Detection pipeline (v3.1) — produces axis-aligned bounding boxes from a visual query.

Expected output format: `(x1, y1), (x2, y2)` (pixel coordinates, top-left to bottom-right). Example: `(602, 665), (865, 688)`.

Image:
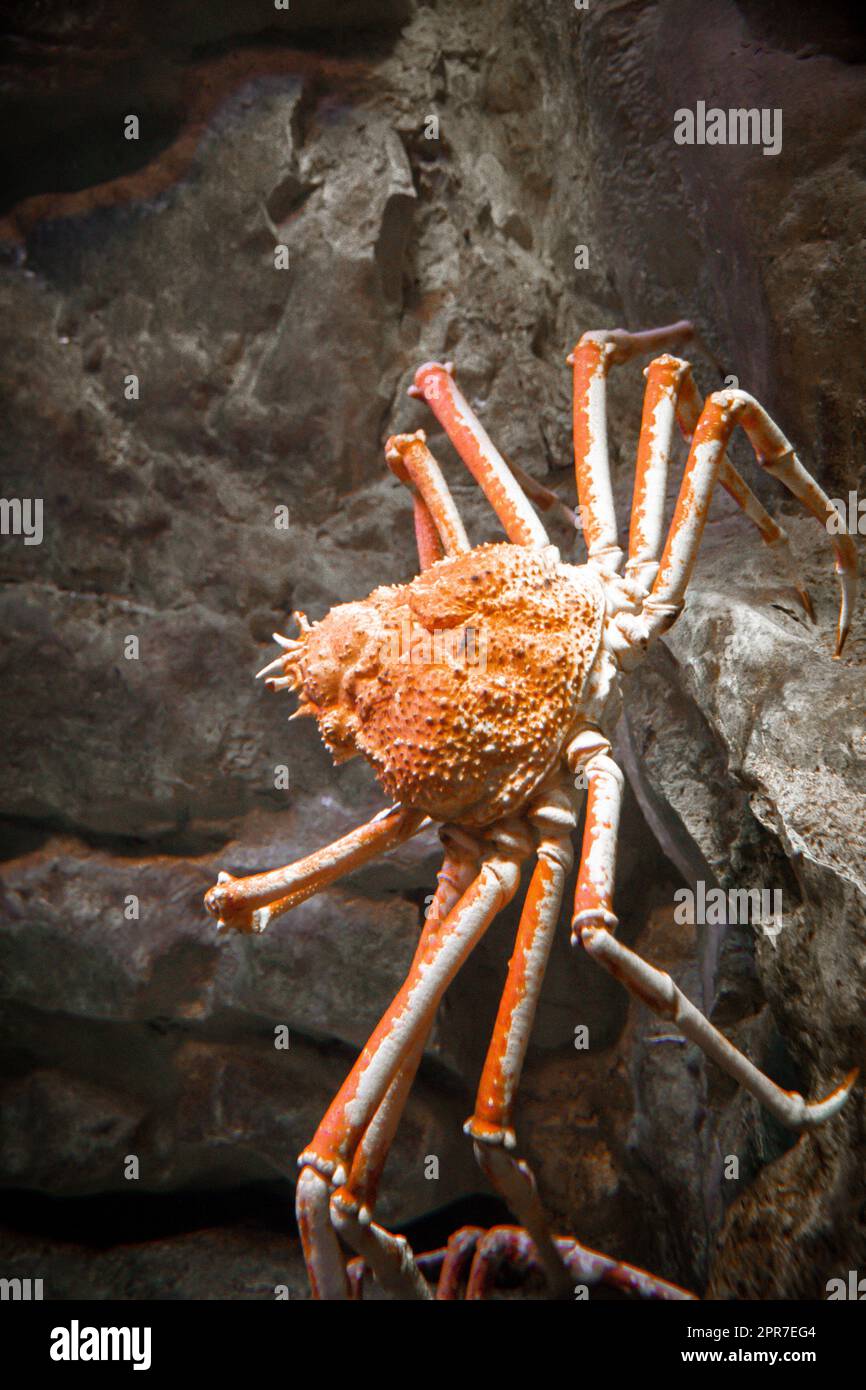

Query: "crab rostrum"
(205, 321), (858, 1300)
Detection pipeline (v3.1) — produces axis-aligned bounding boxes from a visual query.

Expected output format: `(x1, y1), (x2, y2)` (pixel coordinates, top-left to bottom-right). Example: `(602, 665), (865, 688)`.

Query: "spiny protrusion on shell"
(255, 612), (311, 701)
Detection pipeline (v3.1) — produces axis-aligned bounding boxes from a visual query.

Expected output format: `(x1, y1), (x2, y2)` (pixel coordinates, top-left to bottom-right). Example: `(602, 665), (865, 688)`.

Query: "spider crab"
(205, 320), (858, 1300)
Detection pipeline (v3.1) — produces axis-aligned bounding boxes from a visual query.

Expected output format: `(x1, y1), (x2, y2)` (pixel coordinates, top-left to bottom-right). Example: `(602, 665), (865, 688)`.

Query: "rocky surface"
(1, 0), (864, 1299)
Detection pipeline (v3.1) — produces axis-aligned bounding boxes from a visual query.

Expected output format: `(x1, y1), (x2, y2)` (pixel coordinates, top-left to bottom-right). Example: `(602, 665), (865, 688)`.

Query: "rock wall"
(1, 0), (863, 1298)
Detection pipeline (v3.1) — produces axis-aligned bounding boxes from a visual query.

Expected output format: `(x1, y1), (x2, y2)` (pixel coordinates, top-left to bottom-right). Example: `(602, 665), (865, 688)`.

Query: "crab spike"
(289, 701), (315, 721)
(273, 632), (300, 650)
(266, 674), (299, 693)
(256, 653), (290, 680)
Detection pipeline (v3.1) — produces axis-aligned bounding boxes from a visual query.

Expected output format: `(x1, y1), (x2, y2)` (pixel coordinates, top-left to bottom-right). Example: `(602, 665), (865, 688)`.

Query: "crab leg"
(409, 362), (549, 547)
(638, 390), (857, 654)
(582, 919), (859, 1129)
(296, 831), (528, 1299)
(203, 804), (428, 935)
(625, 354), (691, 593)
(624, 354), (813, 615)
(721, 390), (857, 655)
(675, 372), (814, 618)
(566, 733), (858, 1130)
(503, 454), (580, 530)
(296, 1166), (349, 1300)
(300, 839), (526, 1186)
(327, 846), (480, 1299)
(465, 788), (576, 1296)
(345, 843), (479, 1213)
(385, 430), (471, 566)
(569, 322), (694, 574)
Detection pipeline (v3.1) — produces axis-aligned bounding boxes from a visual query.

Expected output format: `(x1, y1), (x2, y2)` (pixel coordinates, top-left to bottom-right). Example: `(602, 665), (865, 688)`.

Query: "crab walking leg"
(345, 844), (480, 1215)
(636, 390), (857, 654)
(318, 847), (524, 1285)
(296, 1165), (350, 1301)
(203, 804), (428, 934)
(330, 849), (481, 1300)
(675, 372), (814, 618)
(502, 454), (580, 530)
(465, 1227), (539, 1299)
(408, 361), (549, 547)
(569, 323), (694, 574)
(628, 393), (743, 644)
(434, 1227), (484, 1299)
(625, 354), (691, 593)
(625, 358), (813, 614)
(579, 926), (858, 1129)
(299, 832), (528, 1186)
(718, 390), (858, 655)
(566, 740), (857, 1130)
(466, 790), (576, 1296)
(385, 430), (471, 563)
(462, 1228), (695, 1301)
(568, 729), (624, 933)
(560, 1238), (695, 1300)
(411, 494), (445, 570)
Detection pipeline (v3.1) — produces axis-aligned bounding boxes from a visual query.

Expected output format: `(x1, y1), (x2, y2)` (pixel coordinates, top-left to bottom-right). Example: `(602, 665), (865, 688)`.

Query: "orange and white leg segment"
(203, 803), (428, 935)
(465, 787), (577, 1295)
(625, 354), (692, 594)
(720, 390), (857, 655)
(674, 371), (815, 619)
(325, 843), (480, 1299)
(566, 730), (857, 1130)
(569, 322), (694, 574)
(409, 361), (549, 547)
(384, 430), (470, 569)
(296, 828), (528, 1297)
(568, 729), (624, 935)
(301, 837), (525, 1183)
(630, 388), (856, 654)
(580, 924), (858, 1130)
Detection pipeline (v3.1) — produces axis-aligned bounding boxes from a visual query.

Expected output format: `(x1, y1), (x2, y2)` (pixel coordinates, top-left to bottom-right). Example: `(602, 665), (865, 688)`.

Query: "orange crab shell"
(295, 542), (604, 827)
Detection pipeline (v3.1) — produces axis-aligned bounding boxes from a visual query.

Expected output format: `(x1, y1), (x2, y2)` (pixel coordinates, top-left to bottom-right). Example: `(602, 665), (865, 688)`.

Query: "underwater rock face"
(0, 0), (864, 1297)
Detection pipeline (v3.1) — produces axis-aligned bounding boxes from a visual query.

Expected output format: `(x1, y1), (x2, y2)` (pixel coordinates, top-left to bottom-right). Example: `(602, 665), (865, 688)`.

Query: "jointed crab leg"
(299, 835), (526, 1186)
(409, 361), (550, 548)
(466, 787), (576, 1296)
(461, 1227), (694, 1301)
(675, 371), (814, 618)
(639, 389), (857, 653)
(568, 729), (624, 931)
(301, 839), (525, 1295)
(582, 925), (858, 1128)
(503, 454), (580, 530)
(395, 1225), (694, 1300)
(345, 842), (480, 1213)
(624, 355), (814, 618)
(567, 731), (858, 1129)
(295, 831), (528, 1298)
(385, 430), (471, 564)
(203, 804), (427, 934)
(723, 391), (857, 655)
(325, 846), (481, 1299)
(625, 354), (691, 593)
(569, 322), (695, 574)
(296, 1166), (350, 1300)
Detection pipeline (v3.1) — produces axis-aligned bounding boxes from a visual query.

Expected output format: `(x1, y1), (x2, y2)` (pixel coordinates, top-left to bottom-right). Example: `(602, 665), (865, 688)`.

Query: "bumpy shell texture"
(298, 543), (603, 827)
